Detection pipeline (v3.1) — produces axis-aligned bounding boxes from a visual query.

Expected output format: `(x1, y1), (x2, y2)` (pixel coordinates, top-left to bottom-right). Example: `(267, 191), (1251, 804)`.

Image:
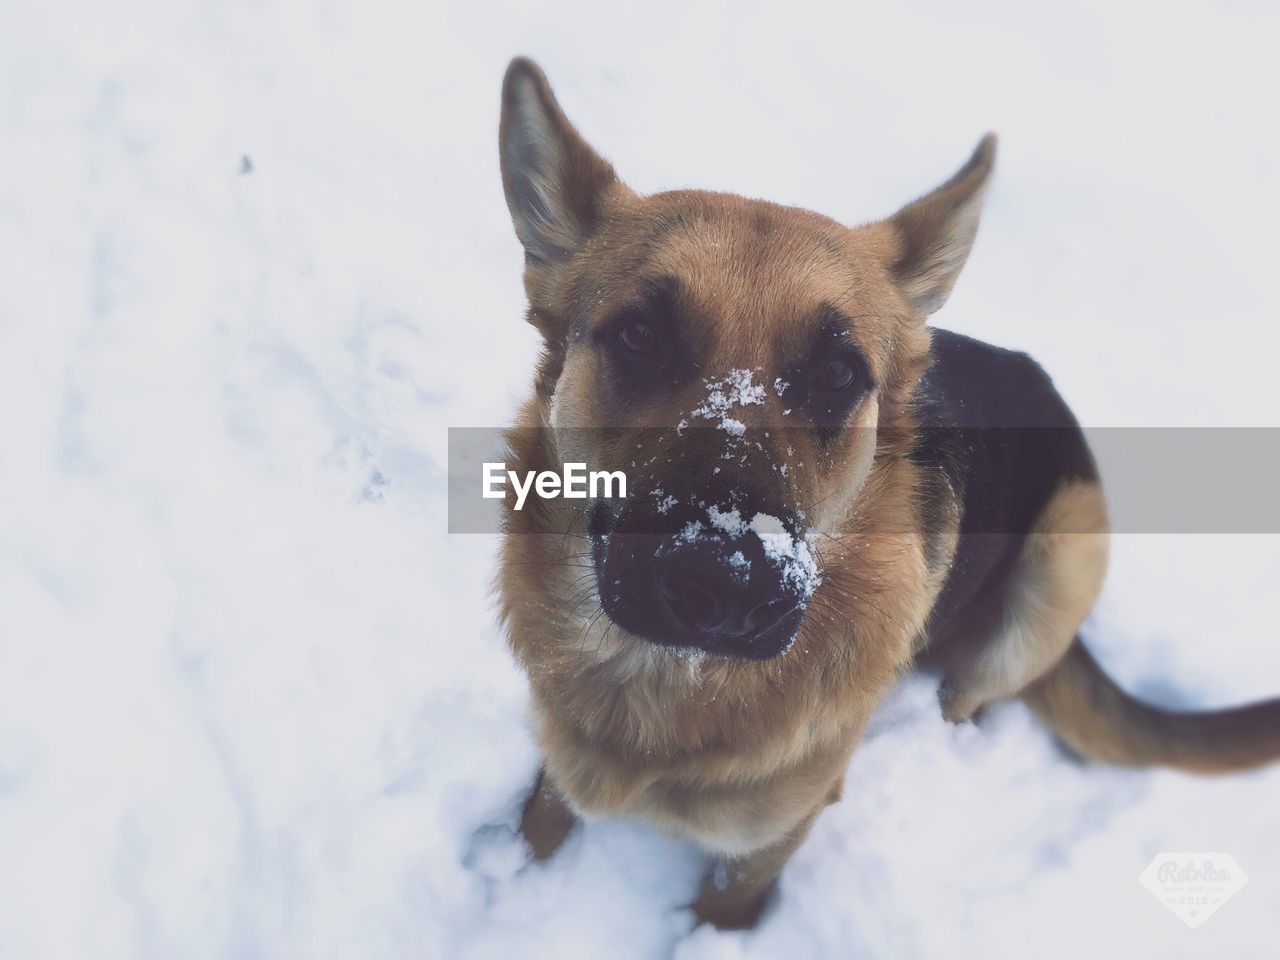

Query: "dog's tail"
(1022, 639), (1280, 775)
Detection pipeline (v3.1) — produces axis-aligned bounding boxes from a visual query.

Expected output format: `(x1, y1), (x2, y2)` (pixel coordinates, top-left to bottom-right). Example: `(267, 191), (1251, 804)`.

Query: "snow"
(701, 507), (819, 597)
(3, 2), (1280, 958)
(747, 514), (821, 599)
(692, 369), (767, 435)
(678, 521), (704, 545)
(726, 552), (752, 583)
(707, 506), (748, 538)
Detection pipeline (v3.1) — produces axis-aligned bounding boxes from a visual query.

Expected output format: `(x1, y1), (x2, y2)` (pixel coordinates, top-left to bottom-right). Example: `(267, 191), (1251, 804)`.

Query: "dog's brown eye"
(617, 318), (660, 358)
(815, 356), (856, 391)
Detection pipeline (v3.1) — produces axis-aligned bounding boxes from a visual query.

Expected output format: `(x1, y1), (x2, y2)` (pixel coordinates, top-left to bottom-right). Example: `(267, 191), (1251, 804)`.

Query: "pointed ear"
(499, 58), (620, 264)
(886, 134), (996, 316)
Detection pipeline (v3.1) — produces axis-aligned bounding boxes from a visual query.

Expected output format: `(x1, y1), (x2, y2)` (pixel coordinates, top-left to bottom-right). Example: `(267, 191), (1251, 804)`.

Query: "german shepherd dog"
(494, 57), (1280, 929)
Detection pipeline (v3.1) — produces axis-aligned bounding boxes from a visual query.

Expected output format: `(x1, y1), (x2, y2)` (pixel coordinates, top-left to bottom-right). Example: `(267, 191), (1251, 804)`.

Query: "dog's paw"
(686, 862), (777, 932)
(938, 678), (981, 724)
(689, 887), (773, 932)
(518, 774), (578, 862)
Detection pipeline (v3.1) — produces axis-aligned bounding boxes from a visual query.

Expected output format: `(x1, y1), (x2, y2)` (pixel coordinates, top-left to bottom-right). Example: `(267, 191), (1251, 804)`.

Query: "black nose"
(655, 536), (800, 640)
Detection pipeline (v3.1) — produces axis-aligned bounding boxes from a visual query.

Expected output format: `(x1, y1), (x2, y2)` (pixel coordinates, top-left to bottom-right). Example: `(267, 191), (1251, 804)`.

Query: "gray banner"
(447, 427), (1280, 534)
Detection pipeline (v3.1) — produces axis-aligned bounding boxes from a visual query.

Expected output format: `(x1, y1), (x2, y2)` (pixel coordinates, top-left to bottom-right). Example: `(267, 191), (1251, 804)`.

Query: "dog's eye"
(617, 318), (661, 358)
(814, 355), (857, 392)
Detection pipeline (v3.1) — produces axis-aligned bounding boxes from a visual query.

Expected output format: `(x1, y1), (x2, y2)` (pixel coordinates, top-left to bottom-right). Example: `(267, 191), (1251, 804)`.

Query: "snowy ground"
(3, 2), (1280, 957)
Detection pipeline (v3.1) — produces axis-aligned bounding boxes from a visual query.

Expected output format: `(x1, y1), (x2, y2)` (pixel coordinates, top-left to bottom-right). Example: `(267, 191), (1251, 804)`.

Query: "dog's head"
(499, 58), (993, 661)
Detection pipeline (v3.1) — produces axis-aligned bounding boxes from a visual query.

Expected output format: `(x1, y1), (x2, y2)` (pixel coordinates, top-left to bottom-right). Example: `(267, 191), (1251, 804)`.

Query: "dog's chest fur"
(500, 415), (942, 853)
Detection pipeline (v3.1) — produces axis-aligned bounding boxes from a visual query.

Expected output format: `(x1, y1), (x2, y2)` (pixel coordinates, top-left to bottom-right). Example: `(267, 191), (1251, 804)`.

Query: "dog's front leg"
(519, 766), (578, 861)
(690, 802), (826, 931)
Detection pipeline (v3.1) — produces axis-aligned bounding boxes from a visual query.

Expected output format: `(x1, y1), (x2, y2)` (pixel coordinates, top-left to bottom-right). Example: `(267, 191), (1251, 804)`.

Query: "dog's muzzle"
(590, 503), (811, 660)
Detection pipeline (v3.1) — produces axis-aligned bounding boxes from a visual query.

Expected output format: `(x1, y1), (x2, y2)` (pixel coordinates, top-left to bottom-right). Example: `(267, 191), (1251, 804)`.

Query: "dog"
(492, 57), (1280, 929)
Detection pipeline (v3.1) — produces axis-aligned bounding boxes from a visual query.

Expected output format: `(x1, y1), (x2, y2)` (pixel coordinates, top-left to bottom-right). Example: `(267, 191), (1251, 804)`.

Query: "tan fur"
(938, 480), (1110, 721)
(1024, 642), (1280, 774)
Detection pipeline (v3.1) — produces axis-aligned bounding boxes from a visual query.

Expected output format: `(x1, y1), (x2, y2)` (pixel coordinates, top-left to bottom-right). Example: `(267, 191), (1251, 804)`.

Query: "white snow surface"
(3, 2), (1280, 958)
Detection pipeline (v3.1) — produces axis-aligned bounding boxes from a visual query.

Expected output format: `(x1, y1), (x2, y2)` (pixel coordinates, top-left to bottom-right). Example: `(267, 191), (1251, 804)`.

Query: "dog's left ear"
(500, 57), (621, 266)
(885, 134), (996, 316)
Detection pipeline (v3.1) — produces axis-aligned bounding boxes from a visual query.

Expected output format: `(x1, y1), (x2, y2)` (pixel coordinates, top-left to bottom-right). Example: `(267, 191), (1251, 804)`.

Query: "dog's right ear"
(883, 134), (996, 317)
(500, 58), (620, 267)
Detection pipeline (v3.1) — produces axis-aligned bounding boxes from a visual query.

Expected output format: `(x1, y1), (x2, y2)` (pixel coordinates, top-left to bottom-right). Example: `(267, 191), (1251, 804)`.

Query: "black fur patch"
(913, 328), (1100, 633)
